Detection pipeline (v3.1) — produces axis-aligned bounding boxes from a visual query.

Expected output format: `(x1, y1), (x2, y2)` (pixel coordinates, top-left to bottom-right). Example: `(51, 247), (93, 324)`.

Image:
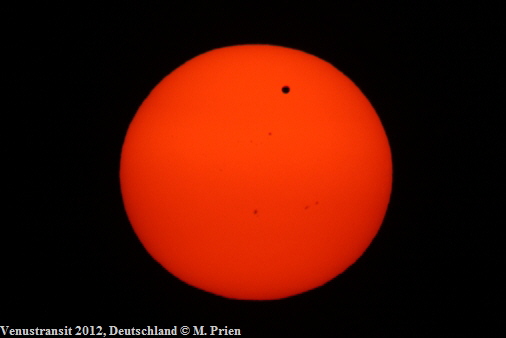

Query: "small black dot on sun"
(282, 86), (290, 94)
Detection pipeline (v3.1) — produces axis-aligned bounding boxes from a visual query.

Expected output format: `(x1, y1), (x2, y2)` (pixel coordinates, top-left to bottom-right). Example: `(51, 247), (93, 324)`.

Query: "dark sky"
(5, 3), (501, 336)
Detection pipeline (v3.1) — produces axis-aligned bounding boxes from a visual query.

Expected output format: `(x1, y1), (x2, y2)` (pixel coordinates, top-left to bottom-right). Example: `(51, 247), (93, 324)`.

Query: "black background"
(5, 3), (502, 336)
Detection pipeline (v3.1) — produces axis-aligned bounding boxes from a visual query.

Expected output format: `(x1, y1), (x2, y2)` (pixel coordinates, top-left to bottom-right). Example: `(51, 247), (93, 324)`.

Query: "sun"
(120, 44), (392, 300)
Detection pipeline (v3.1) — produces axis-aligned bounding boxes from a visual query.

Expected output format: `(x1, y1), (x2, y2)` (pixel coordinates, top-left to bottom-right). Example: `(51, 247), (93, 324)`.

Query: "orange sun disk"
(120, 44), (392, 300)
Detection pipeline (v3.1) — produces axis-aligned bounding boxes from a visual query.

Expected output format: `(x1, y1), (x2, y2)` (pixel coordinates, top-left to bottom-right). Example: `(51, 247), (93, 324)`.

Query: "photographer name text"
(0, 326), (241, 336)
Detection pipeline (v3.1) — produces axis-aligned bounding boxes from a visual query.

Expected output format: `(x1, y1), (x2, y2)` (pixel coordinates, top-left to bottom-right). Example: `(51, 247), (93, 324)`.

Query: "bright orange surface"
(120, 44), (392, 300)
